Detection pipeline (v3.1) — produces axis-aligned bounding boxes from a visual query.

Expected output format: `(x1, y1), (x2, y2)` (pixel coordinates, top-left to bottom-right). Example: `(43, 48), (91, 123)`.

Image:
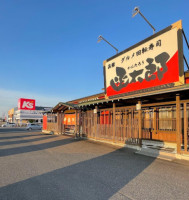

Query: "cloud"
(0, 88), (68, 117)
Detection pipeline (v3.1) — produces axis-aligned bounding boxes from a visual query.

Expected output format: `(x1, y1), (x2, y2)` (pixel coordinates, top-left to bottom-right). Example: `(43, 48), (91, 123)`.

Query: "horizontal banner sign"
(104, 20), (184, 98)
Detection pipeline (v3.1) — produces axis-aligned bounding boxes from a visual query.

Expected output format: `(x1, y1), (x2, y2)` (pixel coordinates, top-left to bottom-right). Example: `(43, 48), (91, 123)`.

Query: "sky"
(0, 0), (189, 117)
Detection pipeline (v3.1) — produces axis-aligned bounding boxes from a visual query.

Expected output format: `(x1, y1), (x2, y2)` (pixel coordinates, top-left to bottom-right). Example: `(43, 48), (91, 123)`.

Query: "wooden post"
(113, 103), (116, 142)
(131, 109), (134, 140)
(59, 112), (62, 134)
(75, 110), (78, 138)
(176, 94), (181, 154)
(153, 108), (157, 136)
(80, 111), (82, 137)
(62, 113), (65, 134)
(78, 110), (81, 138)
(184, 103), (188, 152)
(124, 108), (127, 141)
(138, 101), (142, 145)
(129, 109), (132, 139)
(57, 112), (61, 134)
(171, 106), (174, 133)
(56, 113), (59, 134)
(94, 106), (98, 139)
(104, 108), (106, 138)
(153, 108), (156, 133)
(80, 110), (82, 137)
(60, 112), (62, 134)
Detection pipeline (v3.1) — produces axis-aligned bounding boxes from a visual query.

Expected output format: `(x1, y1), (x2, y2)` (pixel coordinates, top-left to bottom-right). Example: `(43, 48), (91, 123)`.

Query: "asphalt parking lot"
(0, 127), (41, 133)
(0, 130), (189, 200)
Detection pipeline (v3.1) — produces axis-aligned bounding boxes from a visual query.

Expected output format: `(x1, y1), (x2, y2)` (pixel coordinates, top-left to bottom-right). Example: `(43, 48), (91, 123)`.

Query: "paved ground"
(0, 131), (189, 200)
(0, 127), (41, 133)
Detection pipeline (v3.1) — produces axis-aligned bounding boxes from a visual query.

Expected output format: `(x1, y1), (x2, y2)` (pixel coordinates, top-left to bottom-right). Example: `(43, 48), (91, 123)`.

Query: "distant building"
(8, 108), (15, 123)
(8, 106), (52, 124)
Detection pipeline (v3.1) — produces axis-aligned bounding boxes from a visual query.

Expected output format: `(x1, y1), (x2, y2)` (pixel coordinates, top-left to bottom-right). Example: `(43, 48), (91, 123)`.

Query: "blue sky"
(0, 0), (189, 116)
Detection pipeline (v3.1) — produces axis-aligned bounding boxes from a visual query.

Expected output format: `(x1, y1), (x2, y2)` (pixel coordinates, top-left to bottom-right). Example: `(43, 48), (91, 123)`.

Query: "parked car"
(26, 123), (42, 130)
(1, 123), (16, 127)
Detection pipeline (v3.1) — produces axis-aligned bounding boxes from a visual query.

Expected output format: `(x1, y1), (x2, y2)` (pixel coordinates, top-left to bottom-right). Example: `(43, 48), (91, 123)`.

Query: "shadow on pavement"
(0, 128), (37, 133)
(0, 134), (42, 140)
(0, 135), (57, 146)
(0, 146), (156, 200)
(0, 137), (78, 157)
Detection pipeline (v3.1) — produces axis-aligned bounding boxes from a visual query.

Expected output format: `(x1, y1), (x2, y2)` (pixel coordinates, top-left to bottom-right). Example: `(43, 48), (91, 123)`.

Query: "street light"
(132, 7), (156, 34)
(97, 35), (119, 54)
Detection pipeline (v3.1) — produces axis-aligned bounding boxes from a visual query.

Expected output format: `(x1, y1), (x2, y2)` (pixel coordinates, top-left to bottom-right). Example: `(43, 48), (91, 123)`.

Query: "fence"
(45, 102), (189, 153)
(82, 107), (139, 145)
(47, 122), (58, 133)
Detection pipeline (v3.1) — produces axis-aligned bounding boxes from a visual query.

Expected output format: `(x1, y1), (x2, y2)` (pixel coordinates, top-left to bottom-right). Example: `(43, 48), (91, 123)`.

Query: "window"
(142, 109), (154, 130)
(158, 107), (176, 131)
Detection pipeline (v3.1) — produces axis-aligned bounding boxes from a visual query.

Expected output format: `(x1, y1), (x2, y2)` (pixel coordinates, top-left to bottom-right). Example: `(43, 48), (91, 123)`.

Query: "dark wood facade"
(43, 85), (189, 155)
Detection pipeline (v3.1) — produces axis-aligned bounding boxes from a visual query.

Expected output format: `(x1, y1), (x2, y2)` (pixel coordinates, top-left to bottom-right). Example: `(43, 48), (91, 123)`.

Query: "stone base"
(136, 139), (177, 161)
(87, 137), (141, 151)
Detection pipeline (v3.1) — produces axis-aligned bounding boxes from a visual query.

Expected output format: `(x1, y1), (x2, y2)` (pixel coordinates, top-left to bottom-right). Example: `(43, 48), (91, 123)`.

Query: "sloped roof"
(51, 102), (78, 113)
(77, 98), (109, 107)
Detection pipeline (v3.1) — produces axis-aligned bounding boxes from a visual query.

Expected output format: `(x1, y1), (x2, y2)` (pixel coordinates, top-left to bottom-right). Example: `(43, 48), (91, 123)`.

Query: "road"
(0, 130), (189, 200)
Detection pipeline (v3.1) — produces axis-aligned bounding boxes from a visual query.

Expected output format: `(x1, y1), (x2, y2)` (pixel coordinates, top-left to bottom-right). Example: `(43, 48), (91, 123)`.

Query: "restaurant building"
(43, 20), (189, 159)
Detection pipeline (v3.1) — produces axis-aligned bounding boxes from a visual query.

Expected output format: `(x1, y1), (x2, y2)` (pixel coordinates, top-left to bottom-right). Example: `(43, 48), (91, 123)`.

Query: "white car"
(1, 123), (16, 127)
(26, 124), (42, 130)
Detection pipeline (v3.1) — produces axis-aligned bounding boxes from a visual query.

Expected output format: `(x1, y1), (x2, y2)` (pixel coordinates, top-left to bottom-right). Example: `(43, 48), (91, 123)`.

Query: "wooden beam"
(142, 101), (176, 107)
(113, 101), (176, 111)
(181, 100), (189, 103)
(58, 105), (64, 111)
